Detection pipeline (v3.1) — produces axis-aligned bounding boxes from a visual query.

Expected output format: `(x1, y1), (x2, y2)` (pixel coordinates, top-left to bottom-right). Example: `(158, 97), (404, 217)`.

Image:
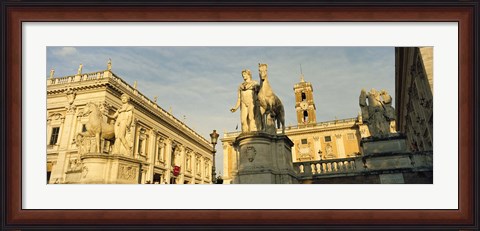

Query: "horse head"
(258, 63), (268, 82)
(82, 102), (101, 117)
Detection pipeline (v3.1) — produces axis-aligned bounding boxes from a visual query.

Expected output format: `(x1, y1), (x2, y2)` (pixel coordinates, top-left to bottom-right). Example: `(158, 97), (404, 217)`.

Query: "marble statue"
(76, 102), (115, 153)
(231, 69), (262, 132)
(325, 144), (333, 158)
(257, 63), (285, 134)
(359, 88), (395, 138)
(49, 69), (55, 79)
(107, 58), (112, 70)
(173, 148), (182, 167)
(380, 89), (395, 120)
(77, 64), (83, 75)
(108, 94), (134, 155)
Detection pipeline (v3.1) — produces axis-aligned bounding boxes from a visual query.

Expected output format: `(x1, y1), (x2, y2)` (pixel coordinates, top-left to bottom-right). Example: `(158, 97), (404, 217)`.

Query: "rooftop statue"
(77, 64), (83, 75)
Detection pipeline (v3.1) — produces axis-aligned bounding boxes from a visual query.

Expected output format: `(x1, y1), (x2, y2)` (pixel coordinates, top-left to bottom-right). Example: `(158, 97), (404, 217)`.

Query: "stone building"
(46, 62), (213, 184)
(220, 74), (392, 184)
(395, 47), (433, 152)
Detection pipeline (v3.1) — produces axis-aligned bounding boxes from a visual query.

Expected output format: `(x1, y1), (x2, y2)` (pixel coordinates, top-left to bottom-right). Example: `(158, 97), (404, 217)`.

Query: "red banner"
(173, 166), (181, 176)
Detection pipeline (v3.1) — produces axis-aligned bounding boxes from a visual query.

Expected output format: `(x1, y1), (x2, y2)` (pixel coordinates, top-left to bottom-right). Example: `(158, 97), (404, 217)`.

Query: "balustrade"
(48, 71), (107, 86)
(295, 157), (357, 176)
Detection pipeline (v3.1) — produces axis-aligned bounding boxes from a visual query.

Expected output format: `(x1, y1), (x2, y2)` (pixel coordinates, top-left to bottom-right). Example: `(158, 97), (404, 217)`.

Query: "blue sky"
(47, 46), (395, 175)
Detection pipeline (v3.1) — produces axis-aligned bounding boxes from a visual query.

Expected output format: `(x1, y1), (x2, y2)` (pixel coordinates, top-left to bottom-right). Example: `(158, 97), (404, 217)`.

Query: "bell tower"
(294, 72), (317, 125)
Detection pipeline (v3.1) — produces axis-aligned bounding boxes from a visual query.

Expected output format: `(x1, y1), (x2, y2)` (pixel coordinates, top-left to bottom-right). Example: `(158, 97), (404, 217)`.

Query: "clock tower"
(294, 73), (317, 125)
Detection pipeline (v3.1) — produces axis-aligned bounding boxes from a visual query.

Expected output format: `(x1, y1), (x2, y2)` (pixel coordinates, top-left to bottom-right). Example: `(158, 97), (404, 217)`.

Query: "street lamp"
(209, 130), (219, 184)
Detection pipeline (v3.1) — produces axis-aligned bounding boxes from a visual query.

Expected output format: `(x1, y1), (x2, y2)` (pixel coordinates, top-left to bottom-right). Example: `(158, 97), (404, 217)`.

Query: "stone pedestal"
(64, 153), (143, 184)
(361, 134), (407, 155)
(232, 132), (298, 184)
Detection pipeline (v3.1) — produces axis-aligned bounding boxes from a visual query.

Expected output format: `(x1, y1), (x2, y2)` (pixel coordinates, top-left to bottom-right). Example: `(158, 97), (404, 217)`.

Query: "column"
(163, 138), (172, 184)
(313, 136), (321, 160)
(335, 134), (346, 158)
(222, 142), (230, 182)
(178, 145), (185, 184)
(146, 129), (156, 183)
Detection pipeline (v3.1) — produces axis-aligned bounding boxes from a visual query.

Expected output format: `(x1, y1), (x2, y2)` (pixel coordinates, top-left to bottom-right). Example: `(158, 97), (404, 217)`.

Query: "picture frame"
(1, 1), (478, 229)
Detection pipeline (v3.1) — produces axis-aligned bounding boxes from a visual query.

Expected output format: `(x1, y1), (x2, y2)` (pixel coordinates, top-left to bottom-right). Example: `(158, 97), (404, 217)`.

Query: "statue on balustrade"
(77, 64), (83, 75)
(107, 93), (134, 155)
(359, 88), (396, 138)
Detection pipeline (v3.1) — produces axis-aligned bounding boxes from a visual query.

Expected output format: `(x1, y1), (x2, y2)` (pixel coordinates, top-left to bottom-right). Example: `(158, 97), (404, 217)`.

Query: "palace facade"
(46, 62), (214, 184)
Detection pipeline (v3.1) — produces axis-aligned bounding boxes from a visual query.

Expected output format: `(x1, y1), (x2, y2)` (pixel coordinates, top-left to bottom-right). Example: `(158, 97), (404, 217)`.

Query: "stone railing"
(108, 73), (210, 146)
(47, 71), (106, 86)
(293, 151), (433, 180)
(294, 157), (359, 177)
(223, 118), (359, 139)
(285, 118), (358, 131)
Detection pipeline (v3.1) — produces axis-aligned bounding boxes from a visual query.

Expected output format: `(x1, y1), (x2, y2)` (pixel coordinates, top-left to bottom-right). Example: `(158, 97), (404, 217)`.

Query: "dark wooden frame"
(1, 1), (478, 229)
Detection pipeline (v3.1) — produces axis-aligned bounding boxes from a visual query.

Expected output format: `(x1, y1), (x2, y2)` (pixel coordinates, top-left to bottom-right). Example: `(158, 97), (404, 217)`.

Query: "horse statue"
(257, 63), (285, 134)
(77, 102), (115, 153)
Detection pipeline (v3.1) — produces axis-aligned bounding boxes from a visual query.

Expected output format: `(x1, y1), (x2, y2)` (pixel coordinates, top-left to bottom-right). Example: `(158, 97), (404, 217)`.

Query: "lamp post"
(209, 130), (219, 184)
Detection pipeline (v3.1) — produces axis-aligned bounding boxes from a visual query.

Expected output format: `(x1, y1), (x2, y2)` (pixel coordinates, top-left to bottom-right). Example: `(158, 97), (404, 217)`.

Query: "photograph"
(46, 46), (433, 184)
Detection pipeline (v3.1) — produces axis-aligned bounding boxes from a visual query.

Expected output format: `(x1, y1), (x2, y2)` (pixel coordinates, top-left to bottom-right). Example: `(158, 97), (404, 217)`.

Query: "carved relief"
(118, 165), (137, 180)
(65, 89), (77, 113)
(47, 112), (65, 124)
(68, 158), (82, 171)
(245, 146), (256, 162)
(82, 166), (89, 178)
(325, 144), (334, 159)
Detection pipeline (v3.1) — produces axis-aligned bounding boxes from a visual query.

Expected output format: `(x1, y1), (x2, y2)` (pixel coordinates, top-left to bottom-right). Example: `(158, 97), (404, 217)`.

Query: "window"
(347, 133), (355, 140)
(303, 111), (309, 123)
(324, 136), (331, 142)
(301, 139), (308, 144)
(301, 92), (306, 101)
(82, 124), (87, 132)
(49, 127), (60, 145)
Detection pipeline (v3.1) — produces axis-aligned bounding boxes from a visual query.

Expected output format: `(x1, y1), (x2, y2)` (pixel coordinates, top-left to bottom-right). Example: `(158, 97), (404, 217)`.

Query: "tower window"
(82, 124), (87, 132)
(49, 127), (60, 145)
(303, 111), (309, 123)
(301, 92), (306, 101)
(301, 139), (308, 144)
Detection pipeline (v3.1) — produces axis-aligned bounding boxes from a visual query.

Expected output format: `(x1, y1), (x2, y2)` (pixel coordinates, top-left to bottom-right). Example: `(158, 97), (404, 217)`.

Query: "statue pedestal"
(65, 153), (142, 184)
(361, 134), (407, 155)
(233, 132), (298, 184)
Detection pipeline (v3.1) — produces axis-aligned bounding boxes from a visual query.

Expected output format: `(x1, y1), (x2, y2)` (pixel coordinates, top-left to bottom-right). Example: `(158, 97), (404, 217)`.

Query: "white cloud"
(52, 47), (77, 57)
